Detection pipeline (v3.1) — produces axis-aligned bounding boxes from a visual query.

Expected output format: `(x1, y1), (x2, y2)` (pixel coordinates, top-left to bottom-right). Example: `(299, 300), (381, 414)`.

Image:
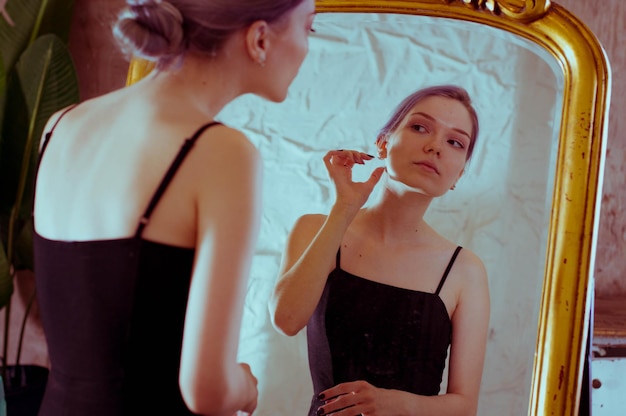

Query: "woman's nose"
(424, 140), (441, 156)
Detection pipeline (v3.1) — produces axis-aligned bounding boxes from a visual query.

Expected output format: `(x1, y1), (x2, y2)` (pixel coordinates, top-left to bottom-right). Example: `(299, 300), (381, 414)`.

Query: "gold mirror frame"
(127, 1), (610, 414)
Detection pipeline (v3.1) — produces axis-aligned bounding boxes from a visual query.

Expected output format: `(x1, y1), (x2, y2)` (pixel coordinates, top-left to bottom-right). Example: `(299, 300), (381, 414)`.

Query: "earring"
(258, 55), (266, 67)
(450, 184), (456, 190)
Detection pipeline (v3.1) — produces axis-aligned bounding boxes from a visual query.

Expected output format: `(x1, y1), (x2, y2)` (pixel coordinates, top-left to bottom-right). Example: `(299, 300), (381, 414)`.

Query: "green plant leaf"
(0, 34), (78, 310)
(0, 0), (75, 73)
(36, 0), (76, 44)
(15, 34), (80, 220)
(14, 217), (34, 271)
(0, 238), (12, 308)
(0, 68), (29, 216)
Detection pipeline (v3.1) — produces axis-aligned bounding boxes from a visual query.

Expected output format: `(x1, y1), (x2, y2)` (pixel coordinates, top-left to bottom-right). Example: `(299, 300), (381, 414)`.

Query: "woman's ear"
(245, 20), (270, 66)
(376, 134), (388, 159)
(452, 168), (465, 189)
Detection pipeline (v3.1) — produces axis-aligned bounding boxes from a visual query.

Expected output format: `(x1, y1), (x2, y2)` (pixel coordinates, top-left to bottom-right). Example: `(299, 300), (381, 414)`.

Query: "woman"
(33, 0), (315, 415)
(270, 85), (490, 416)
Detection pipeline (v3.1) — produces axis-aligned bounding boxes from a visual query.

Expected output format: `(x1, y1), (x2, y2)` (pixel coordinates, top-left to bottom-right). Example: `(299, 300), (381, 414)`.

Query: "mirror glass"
(215, 12), (564, 416)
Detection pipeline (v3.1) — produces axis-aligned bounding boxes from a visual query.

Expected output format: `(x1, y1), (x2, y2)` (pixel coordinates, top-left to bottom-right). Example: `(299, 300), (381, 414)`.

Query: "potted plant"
(0, 0), (79, 413)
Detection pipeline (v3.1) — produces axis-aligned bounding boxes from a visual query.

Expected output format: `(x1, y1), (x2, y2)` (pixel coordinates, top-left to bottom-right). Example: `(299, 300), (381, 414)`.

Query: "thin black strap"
(38, 104), (78, 162)
(134, 121), (223, 237)
(435, 246), (462, 295)
(32, 104), (78, 216)
(335, 248), (342, 269)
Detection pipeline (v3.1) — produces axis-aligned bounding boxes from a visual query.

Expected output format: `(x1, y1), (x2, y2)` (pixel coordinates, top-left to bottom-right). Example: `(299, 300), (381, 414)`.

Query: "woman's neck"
(360, 182), (436, 245)
(127, 48), (250, 122)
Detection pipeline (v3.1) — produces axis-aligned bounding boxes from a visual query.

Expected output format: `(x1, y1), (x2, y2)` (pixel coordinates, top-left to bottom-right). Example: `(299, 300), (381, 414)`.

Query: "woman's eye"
(448, 139), (465, 148)
(411, 124), (426, 132)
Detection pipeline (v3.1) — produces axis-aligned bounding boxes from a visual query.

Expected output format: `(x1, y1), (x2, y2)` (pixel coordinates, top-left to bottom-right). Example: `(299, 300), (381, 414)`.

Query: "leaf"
(14, 34), (79, 220)
(0, 0), (42, 73)
(0, 0), (75, 73)
(0, 68), (29, 216)
(13, 217), (34, 271)
(0, 34), (78, 310)
(0, 238), (12, 309)
(36, 0), (76, 44)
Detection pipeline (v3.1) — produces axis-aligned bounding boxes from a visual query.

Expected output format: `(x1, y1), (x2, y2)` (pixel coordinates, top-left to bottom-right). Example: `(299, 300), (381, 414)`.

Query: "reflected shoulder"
(457, 247), (489, 285)
(293, 213), (327, 232)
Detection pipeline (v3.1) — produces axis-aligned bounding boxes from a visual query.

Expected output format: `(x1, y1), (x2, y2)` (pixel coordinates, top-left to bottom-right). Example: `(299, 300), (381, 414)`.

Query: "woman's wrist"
(328, 202), (360, 227)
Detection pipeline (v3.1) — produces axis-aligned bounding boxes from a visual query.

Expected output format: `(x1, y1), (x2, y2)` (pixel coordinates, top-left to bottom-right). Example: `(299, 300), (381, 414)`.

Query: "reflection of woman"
(270, 86), (490, 415)
(32, 0), (315, 415)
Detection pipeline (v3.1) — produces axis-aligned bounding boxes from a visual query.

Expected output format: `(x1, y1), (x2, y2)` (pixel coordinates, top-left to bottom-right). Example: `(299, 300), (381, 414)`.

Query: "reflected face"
(266, 0), (316, 102)
(382, 96), (472, 196)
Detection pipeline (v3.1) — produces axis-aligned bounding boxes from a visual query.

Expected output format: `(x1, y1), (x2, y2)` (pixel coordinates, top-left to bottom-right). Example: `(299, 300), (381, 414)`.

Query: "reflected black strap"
(134, 121), (223, 237)
(435, 246), (463, 295)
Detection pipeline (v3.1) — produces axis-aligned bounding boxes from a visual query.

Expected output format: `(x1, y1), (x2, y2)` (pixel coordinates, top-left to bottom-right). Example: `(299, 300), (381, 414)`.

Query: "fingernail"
(317, 393), (325, 400)
(366, 154), (375, 157)
(316, 408), (325, 416)
(338, 149), (344, 151)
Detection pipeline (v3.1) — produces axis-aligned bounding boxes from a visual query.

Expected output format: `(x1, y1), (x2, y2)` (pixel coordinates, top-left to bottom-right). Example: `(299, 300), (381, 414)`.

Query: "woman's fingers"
(365, 167), (386, 189)
(324, 150), (374, 168)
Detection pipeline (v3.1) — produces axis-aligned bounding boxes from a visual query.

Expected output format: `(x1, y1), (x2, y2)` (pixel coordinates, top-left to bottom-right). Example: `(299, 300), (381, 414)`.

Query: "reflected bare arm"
(270, 210), (353, 336)
(270, 150), (385, 336)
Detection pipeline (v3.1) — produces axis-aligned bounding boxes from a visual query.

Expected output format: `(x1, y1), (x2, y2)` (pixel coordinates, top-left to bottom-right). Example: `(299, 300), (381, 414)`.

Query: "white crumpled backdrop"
(217, 13), (561, 416)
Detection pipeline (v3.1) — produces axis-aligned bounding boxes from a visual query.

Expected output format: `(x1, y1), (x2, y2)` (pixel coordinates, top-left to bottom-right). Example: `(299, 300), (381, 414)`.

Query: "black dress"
(33, 109), (222, 415)
(306, 246), (462, 415)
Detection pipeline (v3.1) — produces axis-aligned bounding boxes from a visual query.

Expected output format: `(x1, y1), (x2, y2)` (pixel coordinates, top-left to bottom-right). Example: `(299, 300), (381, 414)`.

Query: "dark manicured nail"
(316, 408), (325, 416)
(317, 393), (325, 400)
(366, 154), (375, 157)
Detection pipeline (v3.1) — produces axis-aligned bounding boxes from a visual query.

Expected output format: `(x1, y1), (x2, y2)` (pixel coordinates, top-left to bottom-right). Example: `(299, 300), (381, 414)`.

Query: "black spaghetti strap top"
(33, 108), (222, 416)
(306, 246), (462, 415)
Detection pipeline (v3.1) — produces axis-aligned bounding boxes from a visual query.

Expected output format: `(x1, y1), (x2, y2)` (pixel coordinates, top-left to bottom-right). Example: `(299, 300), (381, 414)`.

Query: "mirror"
(127, 1), (610, 415)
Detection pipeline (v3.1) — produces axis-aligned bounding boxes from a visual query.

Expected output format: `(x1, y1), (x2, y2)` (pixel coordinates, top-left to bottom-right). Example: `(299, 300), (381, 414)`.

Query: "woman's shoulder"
(187, 123), (261, 174)
(294, 213), (328, 227)
(288, 213), (328, 238)
(451, 246), (488, 293)
(458, 246), (486, 273)
(430, 232), (487, 286)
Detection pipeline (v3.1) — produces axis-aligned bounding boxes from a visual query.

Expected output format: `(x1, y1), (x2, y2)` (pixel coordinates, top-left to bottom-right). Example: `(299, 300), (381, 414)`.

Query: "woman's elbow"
(276, 321), (303, 337)
(270, 305), (304, 337)
(179, 368), (239, 415)
(180, 381), (229, 415)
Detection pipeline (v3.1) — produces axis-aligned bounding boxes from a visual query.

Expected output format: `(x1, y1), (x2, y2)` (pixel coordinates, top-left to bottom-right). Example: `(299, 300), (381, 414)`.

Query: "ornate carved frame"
(127, 1), (610, 414)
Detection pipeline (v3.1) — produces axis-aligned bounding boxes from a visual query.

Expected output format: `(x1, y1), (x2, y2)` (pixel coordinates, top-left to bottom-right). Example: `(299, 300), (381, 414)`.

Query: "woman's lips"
(414, 161), (439, 174)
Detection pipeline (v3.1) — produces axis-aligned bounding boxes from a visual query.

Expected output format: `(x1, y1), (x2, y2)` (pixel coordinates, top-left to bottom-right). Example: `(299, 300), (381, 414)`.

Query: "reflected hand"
(239, 363), (258, 415)
(317, 380), (398, 416)
(323, 150), (385, 214)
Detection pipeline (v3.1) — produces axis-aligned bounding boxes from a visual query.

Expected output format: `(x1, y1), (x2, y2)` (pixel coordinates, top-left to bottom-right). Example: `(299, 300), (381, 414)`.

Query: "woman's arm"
(179, 126), (261, 416)
(443, 249), (490, 415)
(270, 209), (352, 336)
(269, 150), (385, 336)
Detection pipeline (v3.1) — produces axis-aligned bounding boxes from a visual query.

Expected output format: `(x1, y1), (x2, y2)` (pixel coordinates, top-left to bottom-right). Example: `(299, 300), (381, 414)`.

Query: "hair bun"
(113, 0), (186, 67)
